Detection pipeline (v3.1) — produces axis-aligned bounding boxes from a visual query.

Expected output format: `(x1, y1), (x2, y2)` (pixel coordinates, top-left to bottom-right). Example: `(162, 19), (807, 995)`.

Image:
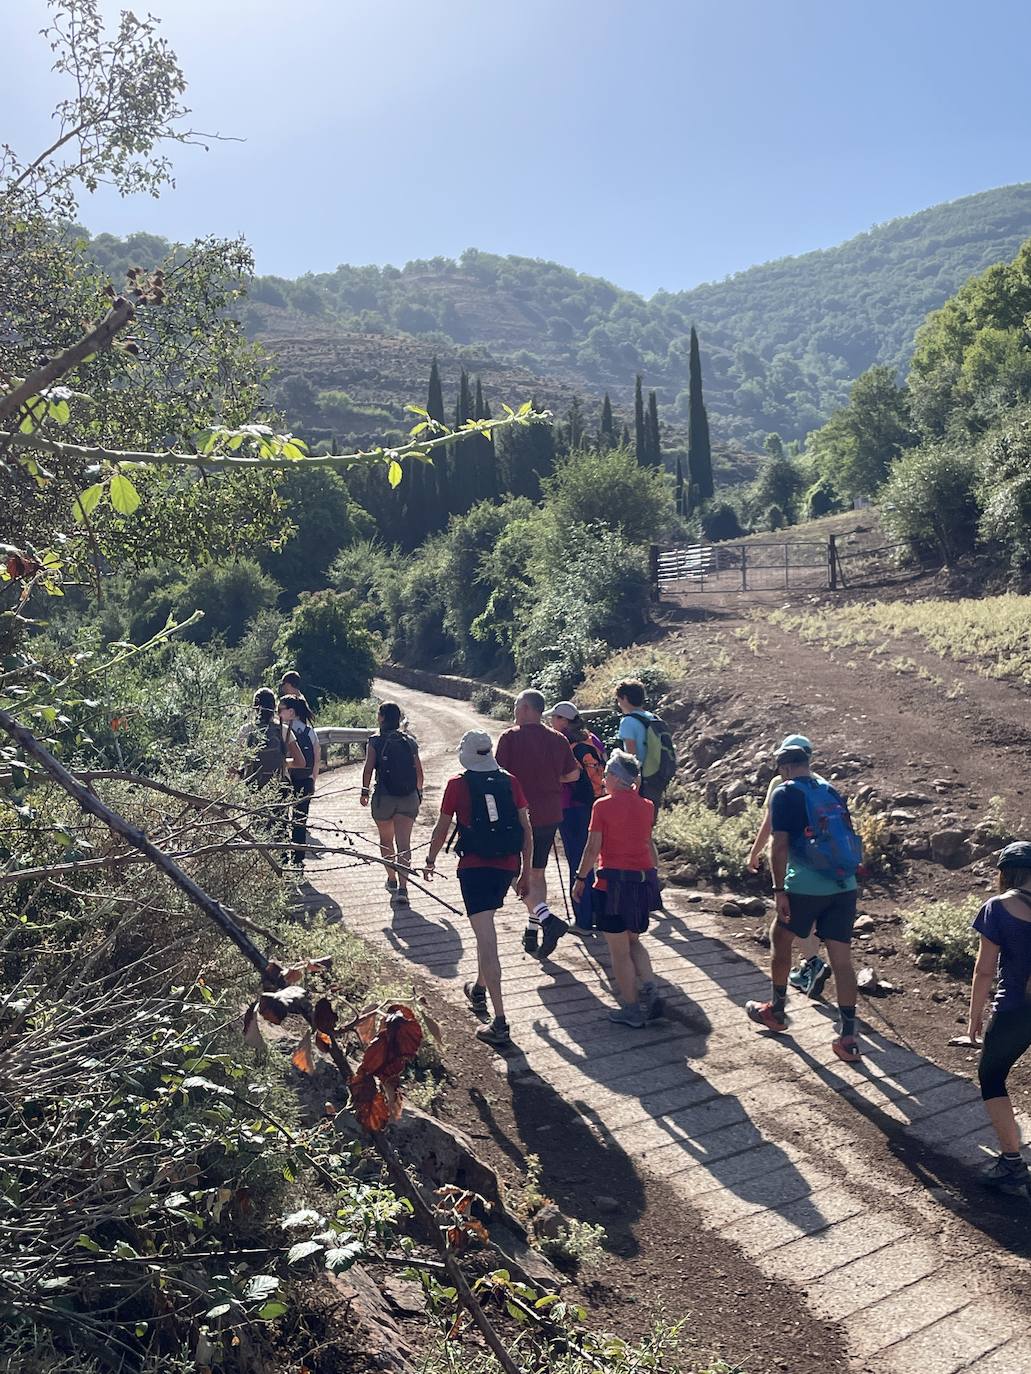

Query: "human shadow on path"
(782, 1036), (1031, 1259)
(382, 895), (464, 980)
(288, 880), (344, 929)
(530, 977), (831, 1233)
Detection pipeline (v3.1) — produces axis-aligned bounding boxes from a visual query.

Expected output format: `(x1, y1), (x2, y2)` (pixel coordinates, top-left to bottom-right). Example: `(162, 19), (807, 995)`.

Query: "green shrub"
(230, 606), (281, 684)
(541, 446), (673, 547)
(538, 1218), (607, 1271)
(655, 795), (762, 880)
(277, 590), (381, 706)
(700, 501), (744, 542)
(903, 897), (981, 975)
(881, 441), (978, 565)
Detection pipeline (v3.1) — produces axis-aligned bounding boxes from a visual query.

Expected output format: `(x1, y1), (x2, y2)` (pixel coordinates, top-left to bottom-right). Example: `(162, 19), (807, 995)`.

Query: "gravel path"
(310, 679), (1031, 1374)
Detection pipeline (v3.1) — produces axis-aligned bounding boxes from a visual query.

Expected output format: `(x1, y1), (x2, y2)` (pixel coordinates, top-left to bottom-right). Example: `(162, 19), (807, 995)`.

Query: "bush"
(541, 446), (673, 547)
(805, 477), (840, 519)
(577, 646), (682, 711)
(903, 897), (982, 975)
(976, 405), (1031, 577)
(538, 1218), (607, 1271)
(881, 441), (978, 565)
(654, 795), (762, 880)
(700, 502), (744, 542)
(230, 606), (281, 684)
(277, 591), (381, 706)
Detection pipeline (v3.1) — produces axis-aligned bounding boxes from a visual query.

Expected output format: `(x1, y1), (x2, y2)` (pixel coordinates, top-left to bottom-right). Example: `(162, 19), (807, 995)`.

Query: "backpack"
(453, 770), (524, 860)
(785, 776), (863, 887)
(572, 740), (605, 807)
(376, 731), (418, 796)
(628, 712), (677, 790)
(243, 723), (286, 789)
(292, 721), (316, 777)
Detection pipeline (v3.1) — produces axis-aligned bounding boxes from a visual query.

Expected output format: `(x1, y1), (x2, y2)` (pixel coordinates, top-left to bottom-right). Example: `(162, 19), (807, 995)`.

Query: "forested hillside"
(78, 184), (1031, 449)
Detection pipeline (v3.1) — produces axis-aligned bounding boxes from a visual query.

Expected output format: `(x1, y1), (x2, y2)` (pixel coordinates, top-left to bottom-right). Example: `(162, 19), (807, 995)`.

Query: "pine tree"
(600, 392), (615, 449)
(687, 327), (714, 506)
(426, 358), (447, 530)
(634, 374), (647, 466)
(646, 389), (662, 467)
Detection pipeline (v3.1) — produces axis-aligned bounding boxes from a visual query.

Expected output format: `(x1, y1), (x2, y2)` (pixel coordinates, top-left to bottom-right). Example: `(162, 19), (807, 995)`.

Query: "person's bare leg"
(628, 933), (654, 987)
(797, 931), (821, 961)
(375, 819), (397, 885)
(824, 938), (858, 1007)
(524, 866), (549, 917)
(985, 1096), (1022, 1154)
(393, 814), (415, 893)
(770, 920), (795, 988)
(469, 910), (504, 1021)
(604, 931), (638, 1006)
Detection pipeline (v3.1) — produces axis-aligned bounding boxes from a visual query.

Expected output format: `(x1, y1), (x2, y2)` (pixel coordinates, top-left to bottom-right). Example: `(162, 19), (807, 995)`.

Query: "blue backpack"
(785, 777), (862, 887)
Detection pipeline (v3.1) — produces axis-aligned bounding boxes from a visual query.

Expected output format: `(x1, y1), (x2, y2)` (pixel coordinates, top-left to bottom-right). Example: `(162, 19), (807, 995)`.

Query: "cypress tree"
(600, 392), (615, 449)
(473, 376), (497, 501)
(425, 358), (447, 531)
(634, 374), (647, 466)
(687, 327), (714, 505)
(567, 395), (585, 451)
(449, 369), (476, 515)
(647, 389), (661, 467)
(675, 452), (684, 516)
(621, 422), (631, 448)
(427, 357), (445, 424)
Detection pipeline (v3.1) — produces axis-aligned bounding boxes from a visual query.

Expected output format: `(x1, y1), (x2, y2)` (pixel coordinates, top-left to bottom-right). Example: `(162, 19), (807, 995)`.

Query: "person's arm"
(424, 811), (452, 876)
(513, 804), (533, 898)
(748, 812), (772, 872)
(572, 829), (603, 900)
(414, 747), (424, 795)
(310, 728), (320, 785)
(968, 933), (999, 1043)
(559, 738), (581, 786)
(618, 717), (638, 758)
(285, 732), (305, 772)
(360, 742), (375, 807)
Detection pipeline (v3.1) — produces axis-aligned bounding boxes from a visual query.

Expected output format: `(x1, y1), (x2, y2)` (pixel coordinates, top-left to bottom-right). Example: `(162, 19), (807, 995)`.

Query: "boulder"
(853, 914), (877, 934)
(724, 779), (752, 803)
(892, 791), (933, 806)
(721, 900), (743, 917)
(692, 736), (722, 768)
(532, 1202), (568, 1241)
(737, 896), (767, 917)
(930, 828), (972, 867)
(902, 836), (932, 859)
(724, 796), (749, 818)
(857, 967), (895, 996)
(328, 1265), (419, 1373)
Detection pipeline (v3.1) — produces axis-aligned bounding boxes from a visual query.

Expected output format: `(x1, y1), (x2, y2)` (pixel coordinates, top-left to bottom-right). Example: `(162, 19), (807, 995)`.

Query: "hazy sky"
(4, 0), (1031, 295)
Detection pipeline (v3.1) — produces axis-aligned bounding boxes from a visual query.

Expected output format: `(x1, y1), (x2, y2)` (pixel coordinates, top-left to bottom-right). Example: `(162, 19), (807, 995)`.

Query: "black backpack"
(293, 722), (316, 777)
(242, 723), (286, 789)
(377, 731), (418, 796)
(453, 770), (524, 860)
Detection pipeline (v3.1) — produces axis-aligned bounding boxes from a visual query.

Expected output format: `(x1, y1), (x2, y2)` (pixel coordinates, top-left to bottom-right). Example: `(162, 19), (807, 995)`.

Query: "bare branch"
(0, 297), (134, 426)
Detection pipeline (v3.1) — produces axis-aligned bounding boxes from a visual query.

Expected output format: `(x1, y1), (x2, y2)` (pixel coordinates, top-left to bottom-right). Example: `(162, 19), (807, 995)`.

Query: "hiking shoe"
(393, 890), (409, 908)
(538, 915), (570, 959)
(787, 960), (808, 990)
(476, 1018), (511, 1047)
(832, 1035), (863, 1063)
(522, 924), (540, 954)
(463, 981), (488, 1015)
(745, 1000), (788, 1033)
(806, 957), (832, 1000)
(385, 876), (398, 892)
(608, 1003), (646, 1028)
(983, 1154), (1031, 1197)
(644, 994), (664, 1022)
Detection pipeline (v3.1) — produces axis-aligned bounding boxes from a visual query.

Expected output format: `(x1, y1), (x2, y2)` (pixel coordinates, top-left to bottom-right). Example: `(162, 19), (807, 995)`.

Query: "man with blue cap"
(745, 733), (864, 1063)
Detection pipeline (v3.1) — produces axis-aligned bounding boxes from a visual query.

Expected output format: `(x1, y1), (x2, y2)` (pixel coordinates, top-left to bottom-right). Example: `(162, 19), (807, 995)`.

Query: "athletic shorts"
(531, 824), (559, 868)
(783, 889), (857, 943)
(371, 789), (421, 822)
(458, 866), (513, 917)
(593, 887), (653, 936)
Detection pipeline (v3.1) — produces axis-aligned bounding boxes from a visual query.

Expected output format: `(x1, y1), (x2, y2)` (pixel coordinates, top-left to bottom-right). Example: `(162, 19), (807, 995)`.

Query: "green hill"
(78, 184), (1031, 448)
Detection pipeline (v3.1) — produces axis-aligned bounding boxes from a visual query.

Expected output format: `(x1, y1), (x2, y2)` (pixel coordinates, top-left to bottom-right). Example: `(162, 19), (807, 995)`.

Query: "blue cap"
(997, 841), (1031, 870)
(775, 734), (812, 760)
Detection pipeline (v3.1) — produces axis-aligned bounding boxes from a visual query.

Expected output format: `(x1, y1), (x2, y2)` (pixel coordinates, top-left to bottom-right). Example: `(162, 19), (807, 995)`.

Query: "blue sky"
(4, 0), (1031, 295)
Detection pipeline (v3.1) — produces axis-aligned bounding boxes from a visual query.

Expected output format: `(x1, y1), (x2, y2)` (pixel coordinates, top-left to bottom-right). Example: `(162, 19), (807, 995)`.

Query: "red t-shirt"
(494, 724), (576, 828)
(589, 790), (655, 889)
(440, 772), (529, 871)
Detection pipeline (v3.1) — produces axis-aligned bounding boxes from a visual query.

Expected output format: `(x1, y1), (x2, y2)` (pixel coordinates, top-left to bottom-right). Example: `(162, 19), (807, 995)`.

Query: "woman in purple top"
(968, 841), (1031, 1196)
(549, 701), (605, 931)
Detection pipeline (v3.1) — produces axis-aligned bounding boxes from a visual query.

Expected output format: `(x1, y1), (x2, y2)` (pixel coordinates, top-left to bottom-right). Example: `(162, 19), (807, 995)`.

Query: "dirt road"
(311, 679), (1031, 1374)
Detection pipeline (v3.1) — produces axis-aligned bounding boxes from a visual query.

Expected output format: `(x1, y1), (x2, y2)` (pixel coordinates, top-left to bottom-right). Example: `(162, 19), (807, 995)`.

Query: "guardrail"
(319, 726), (373, 767)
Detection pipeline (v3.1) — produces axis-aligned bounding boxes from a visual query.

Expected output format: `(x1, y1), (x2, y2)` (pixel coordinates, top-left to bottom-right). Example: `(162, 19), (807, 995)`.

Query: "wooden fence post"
(828, 534), (838, 590)
(650, 545), (661, 602)
(741, 544), (748, 591)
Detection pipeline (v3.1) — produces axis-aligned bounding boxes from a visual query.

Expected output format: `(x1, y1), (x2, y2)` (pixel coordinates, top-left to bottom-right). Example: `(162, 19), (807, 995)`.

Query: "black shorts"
(593, 887), (652, 936)
(458, 867), (513, 917)
(783, 889), (858, 944)
(531, 824), (558, 868)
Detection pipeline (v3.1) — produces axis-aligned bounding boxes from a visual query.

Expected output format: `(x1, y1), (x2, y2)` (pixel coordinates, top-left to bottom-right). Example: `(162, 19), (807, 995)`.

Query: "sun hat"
(997, 841), (1031, 870)
(458, 730), (499, 773)
(775, 733), (813, 758)
(549, 701), (579, 722)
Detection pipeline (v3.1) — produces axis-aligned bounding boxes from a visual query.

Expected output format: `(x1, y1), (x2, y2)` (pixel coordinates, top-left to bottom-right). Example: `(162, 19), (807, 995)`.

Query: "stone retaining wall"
(377, 662), (515, 708)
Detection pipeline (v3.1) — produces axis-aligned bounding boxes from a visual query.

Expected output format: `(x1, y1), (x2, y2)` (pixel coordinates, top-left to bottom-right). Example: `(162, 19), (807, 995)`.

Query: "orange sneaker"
(832, 1035), (862, 1063)
(745, 1000), (788, 1033)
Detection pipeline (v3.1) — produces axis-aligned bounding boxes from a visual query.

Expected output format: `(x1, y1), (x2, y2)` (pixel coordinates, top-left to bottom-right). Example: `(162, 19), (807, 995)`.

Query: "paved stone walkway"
(310, 681), (1031, 1373)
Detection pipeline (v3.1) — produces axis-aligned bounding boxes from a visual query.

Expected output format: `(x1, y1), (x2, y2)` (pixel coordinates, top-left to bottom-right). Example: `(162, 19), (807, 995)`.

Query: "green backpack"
(629, 711), (678, 789)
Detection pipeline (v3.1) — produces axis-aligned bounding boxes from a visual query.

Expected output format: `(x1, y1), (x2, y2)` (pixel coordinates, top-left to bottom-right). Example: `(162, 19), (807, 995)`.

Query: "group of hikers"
(238, 675), (1031, 1199)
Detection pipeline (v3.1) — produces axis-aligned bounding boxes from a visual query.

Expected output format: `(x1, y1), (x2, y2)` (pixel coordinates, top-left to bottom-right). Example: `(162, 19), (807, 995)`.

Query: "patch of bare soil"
(653, 587), (1031, 1114)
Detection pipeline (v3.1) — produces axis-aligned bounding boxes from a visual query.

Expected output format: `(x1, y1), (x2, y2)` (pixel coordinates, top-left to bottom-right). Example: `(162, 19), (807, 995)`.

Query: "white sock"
(530, 903), (551, 927)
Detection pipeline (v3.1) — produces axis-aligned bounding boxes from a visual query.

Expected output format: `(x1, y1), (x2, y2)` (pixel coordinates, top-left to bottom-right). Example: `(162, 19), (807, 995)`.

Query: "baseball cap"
(997, 841), (1031, 870)
(549, 701), (579, 721)
(775, 733), (813, 761)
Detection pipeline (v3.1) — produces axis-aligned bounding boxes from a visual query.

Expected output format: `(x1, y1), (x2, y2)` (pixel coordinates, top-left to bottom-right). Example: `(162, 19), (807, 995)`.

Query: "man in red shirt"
(424, 731), (532, 1046)
(495, 689), (581, 959)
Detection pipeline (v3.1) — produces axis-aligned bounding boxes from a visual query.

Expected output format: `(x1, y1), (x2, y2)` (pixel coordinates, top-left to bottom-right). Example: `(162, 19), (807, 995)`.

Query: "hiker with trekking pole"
(745, 734), (865, 1063)
(495, 690), (581, 959)
(549, 700), (606, 932)
(967, 840), (1031, 1198)
(423, 731), (533, 1047)
(361, 701), (423, 907)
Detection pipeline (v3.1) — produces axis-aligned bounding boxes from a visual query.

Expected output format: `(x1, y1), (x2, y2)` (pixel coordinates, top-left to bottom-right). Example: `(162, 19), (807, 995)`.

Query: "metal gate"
(653, 539), (832, 596)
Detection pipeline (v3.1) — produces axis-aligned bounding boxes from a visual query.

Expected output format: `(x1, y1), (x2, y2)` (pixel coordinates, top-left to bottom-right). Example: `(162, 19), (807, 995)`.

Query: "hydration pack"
(628, 712), (678, 790)
(785, 776), (863, 887)
(377, 731), (418, 796)
(242, 723), (285, 789)
(453, 770), (524, 860)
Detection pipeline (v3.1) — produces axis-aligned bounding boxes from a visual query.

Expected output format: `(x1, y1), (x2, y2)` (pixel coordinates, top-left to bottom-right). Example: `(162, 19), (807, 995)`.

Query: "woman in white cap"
(573, 751), (662, 1027)
(550, 701), (606, 932)
(968, 840), (1031, 1197)
(423, 731), (533, 1046)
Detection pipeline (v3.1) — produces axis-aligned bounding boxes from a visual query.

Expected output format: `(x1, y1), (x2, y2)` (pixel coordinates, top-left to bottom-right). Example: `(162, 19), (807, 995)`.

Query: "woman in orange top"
(573, 751), (662, 1028)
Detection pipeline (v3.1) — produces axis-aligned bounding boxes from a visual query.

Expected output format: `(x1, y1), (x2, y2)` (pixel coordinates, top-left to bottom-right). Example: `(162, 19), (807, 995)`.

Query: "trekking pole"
(554, 845), (572, 923)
